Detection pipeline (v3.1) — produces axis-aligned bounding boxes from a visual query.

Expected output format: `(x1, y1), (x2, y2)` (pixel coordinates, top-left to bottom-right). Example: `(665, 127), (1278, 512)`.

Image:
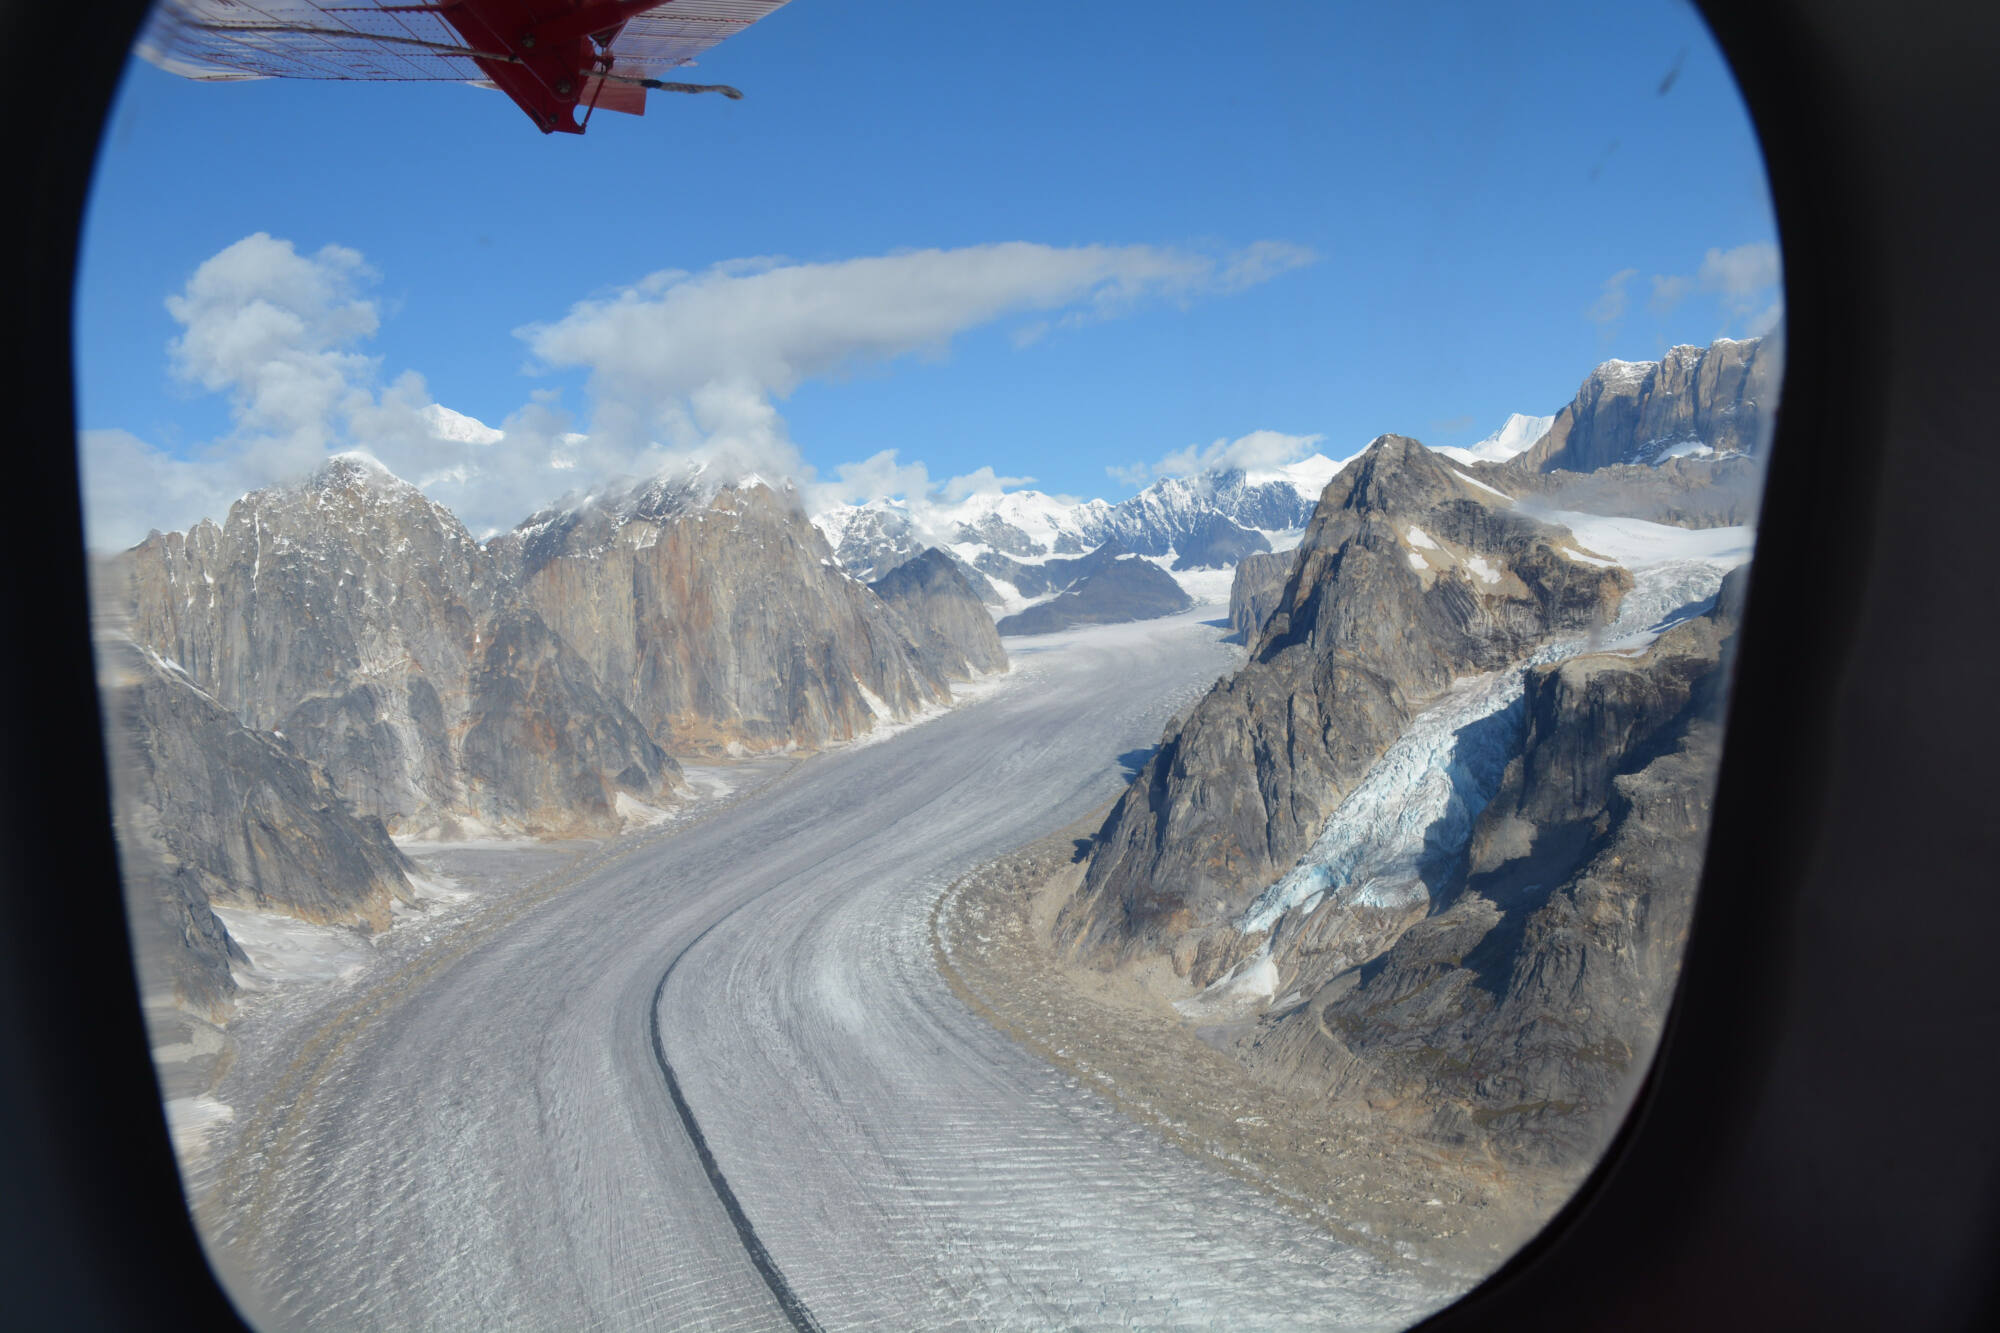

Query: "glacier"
(1238, 519), (1751, 938)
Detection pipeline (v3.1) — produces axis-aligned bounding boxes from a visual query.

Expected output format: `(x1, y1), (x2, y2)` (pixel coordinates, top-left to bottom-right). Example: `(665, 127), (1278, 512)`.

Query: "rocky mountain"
(1057, 434), (1632, 984)
(1084, 465), (1334, 561)
(1054, 380), (1760, 1174)
(868, 549), (1009, 678)
(993, 543), (1195, 636)
(1416, 336), (1778, 531)
(1508, 336), (1778, 474)
(103, 454), (1018, 1031)
(104, 452), (1020, 846)
(98, 637), (416, 1018)
(814, 504), (1004, 604)
(494, 474), (961, 757)
(104, 455), (679, 839)
(459, 609), (680, 832)
(815, 503), (930, 582)
(1240, 572), (1745, 1166)
(1228, 550), (1293, 641)
(1168, 511), (1269, 571)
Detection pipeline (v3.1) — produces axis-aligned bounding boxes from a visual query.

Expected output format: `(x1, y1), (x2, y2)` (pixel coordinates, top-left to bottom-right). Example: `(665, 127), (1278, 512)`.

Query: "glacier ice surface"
(1238, 535), (1750, 939)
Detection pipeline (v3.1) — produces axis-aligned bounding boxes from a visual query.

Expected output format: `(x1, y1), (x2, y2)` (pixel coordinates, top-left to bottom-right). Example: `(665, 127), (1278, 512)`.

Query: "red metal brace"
(435, 0), (672, 134)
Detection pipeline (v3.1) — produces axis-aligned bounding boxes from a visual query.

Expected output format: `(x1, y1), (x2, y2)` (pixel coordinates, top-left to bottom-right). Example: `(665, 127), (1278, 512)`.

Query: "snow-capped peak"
(421, 403), (505, 446)
(1240, 451), (1351, 501)
(1593, 358), (1655, 390)
(1431, 413), (1556, 467)
(312, 451), (422, 496)
(1476, 413), (1555, 459)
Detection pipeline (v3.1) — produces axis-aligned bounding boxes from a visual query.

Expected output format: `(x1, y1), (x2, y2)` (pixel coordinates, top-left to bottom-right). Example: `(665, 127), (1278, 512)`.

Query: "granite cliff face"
(1509, 337), (1777, 474)
(1239, 574), (1744, 1167)
(113, 456), (496, 834)
(1053, 389), (1755, 1171)
(105, 454), (1018, 844)
(1228, 550), (1294, 641)
(496, 476), (959, 757)
(107, 456), (678, 837)
(98, 638), (416, 1017)
(867, 548), (1008, 678)
(1058, 435), (1631, 985)
(460, 609), (681, 834)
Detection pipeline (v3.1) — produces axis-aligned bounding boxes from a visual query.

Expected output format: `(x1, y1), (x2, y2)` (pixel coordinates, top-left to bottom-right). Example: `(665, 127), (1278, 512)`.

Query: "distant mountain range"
(815, 455), (1343, 597)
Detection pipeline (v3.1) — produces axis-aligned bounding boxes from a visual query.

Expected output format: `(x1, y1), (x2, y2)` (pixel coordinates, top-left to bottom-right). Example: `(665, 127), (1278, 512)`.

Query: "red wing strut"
(138, 0), (794, 134)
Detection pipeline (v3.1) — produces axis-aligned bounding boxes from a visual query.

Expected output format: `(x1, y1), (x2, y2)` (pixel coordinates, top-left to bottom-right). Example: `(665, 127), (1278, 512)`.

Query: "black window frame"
(5, 2), (1996, 1327)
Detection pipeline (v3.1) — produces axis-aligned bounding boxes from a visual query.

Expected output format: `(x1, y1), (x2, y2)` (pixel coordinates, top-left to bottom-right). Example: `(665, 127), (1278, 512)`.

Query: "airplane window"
(77, 1), (1781, 1326)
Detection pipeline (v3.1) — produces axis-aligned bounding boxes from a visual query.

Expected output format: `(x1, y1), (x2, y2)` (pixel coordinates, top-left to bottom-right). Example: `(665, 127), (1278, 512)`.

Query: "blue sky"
(75, 0), (1780, 548)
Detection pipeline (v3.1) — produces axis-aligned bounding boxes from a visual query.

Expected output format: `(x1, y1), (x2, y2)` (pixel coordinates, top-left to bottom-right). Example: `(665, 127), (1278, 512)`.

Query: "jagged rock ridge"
(1240, 573), (1745, 1167)
(107, 456), (680, 838)
(494, 476), (960, 757)
(1509, 337), (1778, 474)
(98, 638), (416, 1017)
(107, 457), (1011, 843)
(1228, 550), (1294, 641)
(1059, 435), (1631, 984)
(868, 549), (1008, 678)
(1429, 336), (1778, 529)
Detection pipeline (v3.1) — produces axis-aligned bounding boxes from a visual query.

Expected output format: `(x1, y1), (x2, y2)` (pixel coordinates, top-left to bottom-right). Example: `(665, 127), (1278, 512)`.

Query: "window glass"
(80, 2), (1779, 1325)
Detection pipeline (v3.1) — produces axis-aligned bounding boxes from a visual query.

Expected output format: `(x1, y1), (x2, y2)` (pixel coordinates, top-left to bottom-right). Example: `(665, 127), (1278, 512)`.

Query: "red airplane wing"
(138, 0), (793, 133)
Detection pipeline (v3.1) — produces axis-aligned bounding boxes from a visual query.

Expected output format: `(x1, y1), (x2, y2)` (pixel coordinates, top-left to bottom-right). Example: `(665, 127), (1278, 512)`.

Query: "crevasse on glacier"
(1235, 550), (1748, 939)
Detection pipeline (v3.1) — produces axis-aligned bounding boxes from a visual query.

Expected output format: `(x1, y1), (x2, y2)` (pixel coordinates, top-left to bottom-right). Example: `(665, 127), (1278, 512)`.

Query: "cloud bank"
(1598, 239), (1784, 340)
(518, 239), (1316, 486)
(1106, 429), (1327, 490)
(83, 235), (1316, 550)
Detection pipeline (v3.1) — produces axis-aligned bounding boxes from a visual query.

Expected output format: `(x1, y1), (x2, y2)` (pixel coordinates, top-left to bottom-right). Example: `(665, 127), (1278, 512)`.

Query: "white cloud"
(1108, 429), (1325, 490)
(81, 234), (388, 549)
(1217, 239), (1319, 291)
(938, 466), (1037, 501)
(1585, 267), (1639, 329)
(1746, 299), (1785, 337)
(1594, 242), (1783, 345)
(77, 429), (255, 551)
(1701, 242), (1784, 338)
(164, 233), (378, 476)
(81, 234), (597, 547)
(81, 235), (1318, 550)
(1699, 241), (1782, 305)
(807, 449), (938, 512)
(517, 240), (1315, 478)
(1648, 272), (1692, 315)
